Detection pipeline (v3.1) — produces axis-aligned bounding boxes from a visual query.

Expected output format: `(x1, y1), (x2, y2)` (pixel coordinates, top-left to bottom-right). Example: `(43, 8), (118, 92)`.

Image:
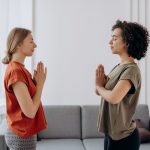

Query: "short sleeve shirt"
(4, 61), (47, 138)
(97, 63), (141, 140)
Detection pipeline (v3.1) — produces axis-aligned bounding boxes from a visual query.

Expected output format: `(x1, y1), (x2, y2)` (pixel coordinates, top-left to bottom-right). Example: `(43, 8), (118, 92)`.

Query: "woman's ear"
(126, 43), (129, 48)
(16, 43), (22, 49)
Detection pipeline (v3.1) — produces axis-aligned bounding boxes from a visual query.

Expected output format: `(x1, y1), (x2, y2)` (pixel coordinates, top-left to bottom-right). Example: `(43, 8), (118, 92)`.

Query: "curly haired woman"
(96, 20), (149, 150)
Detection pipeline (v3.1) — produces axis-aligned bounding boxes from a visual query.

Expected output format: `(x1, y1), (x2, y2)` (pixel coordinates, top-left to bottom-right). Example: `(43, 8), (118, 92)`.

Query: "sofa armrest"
(0, 111), (8, 150)
(0, 134), (7, 150)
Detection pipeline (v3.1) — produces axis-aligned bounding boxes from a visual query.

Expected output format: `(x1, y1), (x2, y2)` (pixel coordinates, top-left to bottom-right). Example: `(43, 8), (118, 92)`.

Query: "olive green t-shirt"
(97, 63), (141, 140)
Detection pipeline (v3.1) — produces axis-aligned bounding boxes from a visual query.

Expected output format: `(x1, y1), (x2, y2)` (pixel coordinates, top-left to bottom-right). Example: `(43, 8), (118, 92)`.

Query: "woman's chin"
(111, 50), (115, 54)
(26, 53), (33, 57)
(111, 49), (117, 54)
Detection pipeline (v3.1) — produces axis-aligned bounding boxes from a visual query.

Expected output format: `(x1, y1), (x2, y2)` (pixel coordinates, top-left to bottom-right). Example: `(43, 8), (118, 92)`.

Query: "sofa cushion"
(133, 104), (150, 130)
(82, 105), (104, 139)
(140, 143), (150, 150)
(38, 105), (81, 139)
(83, 138), (104, 150)
(37, 139), (85, 150)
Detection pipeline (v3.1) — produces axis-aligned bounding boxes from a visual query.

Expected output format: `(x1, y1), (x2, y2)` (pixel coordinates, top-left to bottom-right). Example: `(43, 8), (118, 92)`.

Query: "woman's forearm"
(96, 86), (116, 104)
(31, 85), (44, 118)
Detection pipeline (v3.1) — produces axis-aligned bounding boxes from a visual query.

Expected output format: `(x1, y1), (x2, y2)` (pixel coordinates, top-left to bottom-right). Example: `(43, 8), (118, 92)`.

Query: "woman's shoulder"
(5, 61), (26, 77)
(7, 61), (25, 71)
(9, 61), (24, 68)
(123, 63), (140, 72)
(120, 63), (141, 80)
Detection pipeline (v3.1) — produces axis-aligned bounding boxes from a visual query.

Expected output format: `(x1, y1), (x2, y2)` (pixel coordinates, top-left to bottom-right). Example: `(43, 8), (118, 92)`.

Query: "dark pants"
(104, 128), (140, 150)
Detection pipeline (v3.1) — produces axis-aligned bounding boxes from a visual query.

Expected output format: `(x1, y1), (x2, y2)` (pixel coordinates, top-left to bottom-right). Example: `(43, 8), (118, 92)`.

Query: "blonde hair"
(2, 27), (31, 64)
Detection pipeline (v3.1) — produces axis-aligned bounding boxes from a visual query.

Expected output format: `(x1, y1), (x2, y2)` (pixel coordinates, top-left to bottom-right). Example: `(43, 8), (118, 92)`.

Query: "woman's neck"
(11, 54), (25, 65)
(120, 55), (135, 65)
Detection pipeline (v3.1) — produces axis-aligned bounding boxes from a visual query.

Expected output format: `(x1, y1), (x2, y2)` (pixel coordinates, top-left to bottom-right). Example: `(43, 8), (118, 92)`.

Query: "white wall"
(1, 0), (149, 106)
(130, 0), (150, 108)
(146, 0), (150, 109)
(0, 0), (8, 101)
(0, 0), (33, 106)
(34, 0), (150, 106)
(34, 0), (132, 105)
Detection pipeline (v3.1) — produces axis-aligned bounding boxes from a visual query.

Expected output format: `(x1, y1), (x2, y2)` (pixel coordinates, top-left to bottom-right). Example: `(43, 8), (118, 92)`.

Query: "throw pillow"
(135, 119), (150, 143)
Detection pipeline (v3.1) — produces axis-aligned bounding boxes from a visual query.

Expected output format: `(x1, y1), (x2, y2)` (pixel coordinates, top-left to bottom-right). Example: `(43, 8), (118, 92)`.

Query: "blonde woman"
(2, 27), (47, 150)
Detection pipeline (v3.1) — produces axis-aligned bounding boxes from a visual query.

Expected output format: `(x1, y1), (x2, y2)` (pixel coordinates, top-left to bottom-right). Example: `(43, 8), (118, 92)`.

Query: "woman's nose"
(34, 43), (37, 48)
(109, 39), (112, 45)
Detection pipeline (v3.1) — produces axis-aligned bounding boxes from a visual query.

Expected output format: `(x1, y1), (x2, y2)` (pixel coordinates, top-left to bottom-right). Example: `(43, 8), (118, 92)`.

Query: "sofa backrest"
(38, 104), (150, 139)
(38, 105), (81, 139)
(133, 104), (150, 130)
(82, 104), (150, 139)
(82, 105), (104, 139)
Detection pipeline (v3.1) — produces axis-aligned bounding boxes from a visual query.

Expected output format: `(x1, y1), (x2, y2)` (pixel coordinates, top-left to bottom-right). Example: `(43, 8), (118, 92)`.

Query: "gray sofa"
(0, 104), (150, 150)
(37, 104), (150, 150)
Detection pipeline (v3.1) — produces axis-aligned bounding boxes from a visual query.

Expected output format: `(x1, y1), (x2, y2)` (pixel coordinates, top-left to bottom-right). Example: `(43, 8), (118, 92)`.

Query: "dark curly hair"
(112, 20), (150, 60)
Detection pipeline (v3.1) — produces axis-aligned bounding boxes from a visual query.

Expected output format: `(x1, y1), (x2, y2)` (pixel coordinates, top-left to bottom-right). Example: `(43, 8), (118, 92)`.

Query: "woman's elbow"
(108, 96), (122, 104)
(27, 113), (35, 119)
(23, 110), (36, 119)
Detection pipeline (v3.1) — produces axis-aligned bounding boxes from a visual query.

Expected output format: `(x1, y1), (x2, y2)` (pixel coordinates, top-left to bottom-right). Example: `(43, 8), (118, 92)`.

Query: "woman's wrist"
(96, 85), (104, 89)
(96, 85), (105, 95)
(36, 84), (44, 91)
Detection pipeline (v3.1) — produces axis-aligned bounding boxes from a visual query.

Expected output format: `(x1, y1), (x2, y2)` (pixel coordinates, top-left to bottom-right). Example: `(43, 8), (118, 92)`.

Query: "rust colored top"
(4, 61), (47, 138)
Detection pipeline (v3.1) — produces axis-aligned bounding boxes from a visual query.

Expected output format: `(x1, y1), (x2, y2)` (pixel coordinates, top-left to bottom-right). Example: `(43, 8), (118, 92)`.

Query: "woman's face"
(109, 28), (127, 55)
(19, 33), (37, 56)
